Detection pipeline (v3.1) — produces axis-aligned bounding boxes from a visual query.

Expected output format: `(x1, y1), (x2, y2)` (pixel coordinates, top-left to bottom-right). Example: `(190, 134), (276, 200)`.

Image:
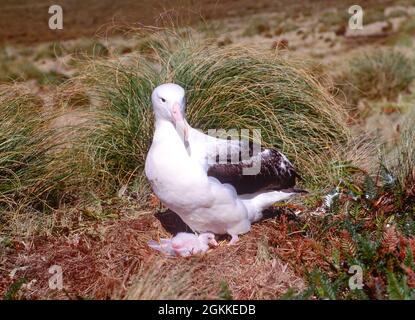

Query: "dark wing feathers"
(207, 148), (302, 195)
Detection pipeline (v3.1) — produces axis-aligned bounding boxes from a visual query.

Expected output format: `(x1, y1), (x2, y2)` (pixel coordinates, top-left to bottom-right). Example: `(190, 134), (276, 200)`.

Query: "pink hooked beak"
(171, 102), (190, 153)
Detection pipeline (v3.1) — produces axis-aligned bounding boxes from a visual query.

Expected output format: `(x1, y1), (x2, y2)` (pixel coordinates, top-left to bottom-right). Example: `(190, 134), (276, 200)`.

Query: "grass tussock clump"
(79, 32), (349, 194)
(385, 108), (415, 192)
(0, 86), (72, 212)
(337, 48), (415, 106)
(0, 48), (43, 83)
(34, 39), (109, 61)
(0, 47), (69, 85)
(122, 261), (194, 300)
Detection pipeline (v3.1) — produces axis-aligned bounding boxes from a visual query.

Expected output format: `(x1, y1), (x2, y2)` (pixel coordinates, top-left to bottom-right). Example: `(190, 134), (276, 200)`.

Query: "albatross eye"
(160, 97), (166, 103)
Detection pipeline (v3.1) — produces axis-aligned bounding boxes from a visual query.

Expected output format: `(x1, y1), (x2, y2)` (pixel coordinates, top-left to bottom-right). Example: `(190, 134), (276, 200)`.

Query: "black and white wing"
(188, 127), (303, 195)
(207, 148), (302, 195)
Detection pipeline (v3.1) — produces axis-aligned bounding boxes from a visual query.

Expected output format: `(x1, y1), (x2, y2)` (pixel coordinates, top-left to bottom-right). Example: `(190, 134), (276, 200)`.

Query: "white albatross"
(145, 83), (305, 244)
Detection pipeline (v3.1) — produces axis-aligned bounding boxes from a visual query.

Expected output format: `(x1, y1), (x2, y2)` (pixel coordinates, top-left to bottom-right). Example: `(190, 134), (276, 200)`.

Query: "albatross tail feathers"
(245, 190), (297, 222)
(279, 187), (308, 194)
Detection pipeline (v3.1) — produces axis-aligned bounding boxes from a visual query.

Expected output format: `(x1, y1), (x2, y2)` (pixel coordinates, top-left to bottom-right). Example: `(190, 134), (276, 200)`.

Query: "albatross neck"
(153, 118), (181, 143)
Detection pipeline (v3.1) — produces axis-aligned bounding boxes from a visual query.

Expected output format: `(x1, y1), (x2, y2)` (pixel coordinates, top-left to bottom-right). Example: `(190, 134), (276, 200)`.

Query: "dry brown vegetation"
(2, 212), (307, 299)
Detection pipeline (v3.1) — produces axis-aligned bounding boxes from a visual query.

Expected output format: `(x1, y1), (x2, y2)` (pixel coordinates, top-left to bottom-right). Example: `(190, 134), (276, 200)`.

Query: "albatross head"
(151, 83), (189, 151)
(198, 233), (218, 247)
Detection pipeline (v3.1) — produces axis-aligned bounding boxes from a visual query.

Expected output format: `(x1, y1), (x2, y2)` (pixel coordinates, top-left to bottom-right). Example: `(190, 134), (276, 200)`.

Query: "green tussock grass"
(242, 17), (272, 37)
(319, 9), (348, 28)
(399, 17), (415, 35)
(0, 87), (73, 213)
(364, 6), (386, 25)
(384, 108), (415, 190)
(76, 31), (349, 196)
(274, 21), (299, 36)
(336, 48), (415, 106)
(0, 48), (43, 83)
(0, 47), (68, 85)
(387, 8), (408, 18)
(387, 32), (414, 47)
(120, 262), (194, 300)
(34, 39), (109, 61)
(386, 17), (415, 47)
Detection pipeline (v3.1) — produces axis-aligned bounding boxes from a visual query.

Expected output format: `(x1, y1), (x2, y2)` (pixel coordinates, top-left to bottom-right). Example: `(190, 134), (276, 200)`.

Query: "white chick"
(148, 232), (218, 257)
